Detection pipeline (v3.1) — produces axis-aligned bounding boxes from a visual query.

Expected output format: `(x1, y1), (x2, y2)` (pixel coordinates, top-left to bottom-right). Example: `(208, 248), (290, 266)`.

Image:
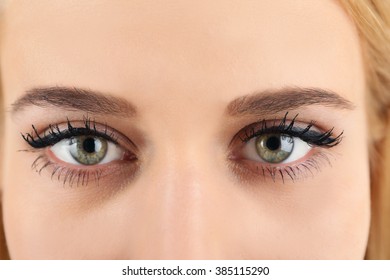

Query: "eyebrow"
(12, 86), (353, 118)
(11, 86), (137, 117)
(226, 87), (354, 117)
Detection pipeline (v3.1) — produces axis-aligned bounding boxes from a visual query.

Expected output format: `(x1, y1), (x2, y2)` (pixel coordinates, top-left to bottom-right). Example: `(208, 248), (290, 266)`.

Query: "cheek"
(233, 171), (370, 259)
(236, 127), (370, 259)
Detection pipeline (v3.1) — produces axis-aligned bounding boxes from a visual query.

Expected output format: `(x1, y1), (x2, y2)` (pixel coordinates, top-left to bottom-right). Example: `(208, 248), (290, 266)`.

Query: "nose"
(121, 138), (237, 259)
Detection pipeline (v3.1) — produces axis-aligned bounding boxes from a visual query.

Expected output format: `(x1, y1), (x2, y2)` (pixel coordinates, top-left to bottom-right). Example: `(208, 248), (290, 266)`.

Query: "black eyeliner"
(239, 113), (343, 147)
(21, 118), (118, 149)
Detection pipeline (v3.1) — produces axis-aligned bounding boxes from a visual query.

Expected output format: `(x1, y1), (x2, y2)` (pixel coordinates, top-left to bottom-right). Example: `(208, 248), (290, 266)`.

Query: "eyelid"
(228, 150), (330, 183)
(22, 119), (139, 153)
(31, 150), (139, 187)
(230, 118), (342, 149)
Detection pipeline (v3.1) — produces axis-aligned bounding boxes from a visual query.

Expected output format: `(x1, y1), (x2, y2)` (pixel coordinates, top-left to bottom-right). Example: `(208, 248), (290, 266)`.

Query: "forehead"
(0, 0), (363, 104)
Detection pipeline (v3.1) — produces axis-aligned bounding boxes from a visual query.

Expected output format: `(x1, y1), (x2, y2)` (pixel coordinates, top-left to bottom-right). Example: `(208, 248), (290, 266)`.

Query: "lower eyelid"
(228, 149), (333, 183)
(29, 149), (139, 188)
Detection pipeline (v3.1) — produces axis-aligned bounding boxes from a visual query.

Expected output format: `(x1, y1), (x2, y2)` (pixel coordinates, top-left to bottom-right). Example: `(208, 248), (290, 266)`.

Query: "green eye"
(255, 134), (294, 163)
(69, 136), (108, 165)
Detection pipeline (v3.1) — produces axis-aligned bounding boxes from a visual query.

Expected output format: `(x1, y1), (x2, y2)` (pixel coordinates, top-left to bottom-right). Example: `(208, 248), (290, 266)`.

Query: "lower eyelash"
(25, 148), (140, 188)
(228, 150), (333, 184)
(30, 153), (104, 187)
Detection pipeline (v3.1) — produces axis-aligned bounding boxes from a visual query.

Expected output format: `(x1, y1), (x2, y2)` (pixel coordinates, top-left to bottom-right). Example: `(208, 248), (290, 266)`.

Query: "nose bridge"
(137, 130), (228, 258)
(153, 137), (216, 258)
(123, 95), (234, 258)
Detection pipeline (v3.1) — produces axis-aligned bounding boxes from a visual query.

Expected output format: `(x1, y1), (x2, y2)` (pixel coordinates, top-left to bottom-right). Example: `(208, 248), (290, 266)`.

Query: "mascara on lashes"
(238, 113), (343, 148)
(21, 118), (118, 149)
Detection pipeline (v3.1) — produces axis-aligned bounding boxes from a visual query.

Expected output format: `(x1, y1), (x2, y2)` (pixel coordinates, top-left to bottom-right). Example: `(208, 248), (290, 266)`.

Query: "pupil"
(83, 138), (96, 153)
(266, 136), (280, 151)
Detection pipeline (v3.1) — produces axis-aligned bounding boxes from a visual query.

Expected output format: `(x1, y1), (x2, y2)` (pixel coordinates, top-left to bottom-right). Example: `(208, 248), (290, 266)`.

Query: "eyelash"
(237, 112), (343, 147)
(21, 118), (118, 148)
(31, 154), (105, 187)
(21, 118), (135, 187)
(21, 113), (342, 186)
(229, 112), (342, 183)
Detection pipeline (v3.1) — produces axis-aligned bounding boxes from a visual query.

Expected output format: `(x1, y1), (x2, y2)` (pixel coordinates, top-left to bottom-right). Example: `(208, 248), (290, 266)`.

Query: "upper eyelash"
(238, 112), (343, 147)
(21, 118), (118, 148)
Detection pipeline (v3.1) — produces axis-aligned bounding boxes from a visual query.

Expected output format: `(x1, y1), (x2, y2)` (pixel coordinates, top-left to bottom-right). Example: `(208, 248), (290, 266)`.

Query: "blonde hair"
(338, 0), (390, 259)
(0, 0), (389, 259)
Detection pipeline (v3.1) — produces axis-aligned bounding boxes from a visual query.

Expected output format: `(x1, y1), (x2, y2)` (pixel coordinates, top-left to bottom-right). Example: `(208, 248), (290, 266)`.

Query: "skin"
(0, 0), (370, 259)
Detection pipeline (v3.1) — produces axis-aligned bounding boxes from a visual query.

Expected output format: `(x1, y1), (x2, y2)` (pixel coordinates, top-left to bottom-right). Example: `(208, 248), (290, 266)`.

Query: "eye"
(242, 133), (312, 164)
(228, 113), (344, 182)
(50, 136), (125, 165)
(21, 118), (139, 187)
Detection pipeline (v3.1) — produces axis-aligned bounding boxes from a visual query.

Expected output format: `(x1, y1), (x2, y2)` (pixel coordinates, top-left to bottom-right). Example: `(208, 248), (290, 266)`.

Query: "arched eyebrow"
(12, 86), (354, 118)
(11, 86), (137, 117)
(226, 87), (355, 117)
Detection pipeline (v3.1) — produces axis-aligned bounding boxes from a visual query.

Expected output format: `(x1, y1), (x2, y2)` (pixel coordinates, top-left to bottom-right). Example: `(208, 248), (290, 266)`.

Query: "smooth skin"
(0, 0), (369, 259)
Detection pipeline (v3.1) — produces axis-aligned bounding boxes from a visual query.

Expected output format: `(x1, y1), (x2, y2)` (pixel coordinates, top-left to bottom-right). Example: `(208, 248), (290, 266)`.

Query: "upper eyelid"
(21, 120), (139, 152)
(230, 117), (343, 148)
(23, 126), (118, 148)
(243, 125), (341, 144)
